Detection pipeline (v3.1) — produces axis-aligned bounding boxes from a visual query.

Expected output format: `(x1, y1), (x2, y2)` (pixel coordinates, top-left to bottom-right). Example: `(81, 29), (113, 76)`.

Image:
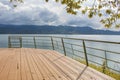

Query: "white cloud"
(0, 1), (60, 25)
(0, 0), (106, 30)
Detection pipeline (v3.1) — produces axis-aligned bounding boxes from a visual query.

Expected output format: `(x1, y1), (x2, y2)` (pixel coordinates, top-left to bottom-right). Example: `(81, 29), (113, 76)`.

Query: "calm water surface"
(0, 34), (120, 72)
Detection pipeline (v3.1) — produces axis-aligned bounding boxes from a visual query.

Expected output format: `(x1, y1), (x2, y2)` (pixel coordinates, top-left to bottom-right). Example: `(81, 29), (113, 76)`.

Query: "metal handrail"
(9, 35), (120, 44)
(8, 35), (120, 74)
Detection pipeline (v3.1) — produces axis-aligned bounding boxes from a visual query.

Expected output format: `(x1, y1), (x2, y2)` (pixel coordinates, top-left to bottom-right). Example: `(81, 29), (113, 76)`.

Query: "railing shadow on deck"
(76, 66), (87, 80)
(8, 35), (120, 79)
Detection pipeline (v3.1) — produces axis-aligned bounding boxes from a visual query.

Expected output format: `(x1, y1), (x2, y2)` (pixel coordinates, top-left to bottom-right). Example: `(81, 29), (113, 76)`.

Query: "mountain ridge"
(0, 24), (120, 34)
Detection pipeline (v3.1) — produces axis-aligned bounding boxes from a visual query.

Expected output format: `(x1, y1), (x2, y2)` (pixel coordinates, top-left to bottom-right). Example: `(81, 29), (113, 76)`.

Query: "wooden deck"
(0, 48), (115, 80)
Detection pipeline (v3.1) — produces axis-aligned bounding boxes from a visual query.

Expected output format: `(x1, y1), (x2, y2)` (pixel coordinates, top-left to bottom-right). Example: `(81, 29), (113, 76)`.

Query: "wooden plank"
(48, 51), (98, 80)
(29, 50), (51, 80)
(36, 49), (73, 80)
(39, 50), (79, 80)
(7, 49), (18, 80)
(16, 48), (22, 80)
(0, 49), (15, 80)
(0, 49), (12, 74)
(0, 48), (115, 80)
(23, 48), (39, 80)
(21, 49), (33, 80)
(33, 49), (70, 80)
(46, 50), (91, 80)
(29, 48), (54, 80)
(25, 48), (43, 80)
(50, 50), (114, 80)
(49, 50), (115, 80)
(21, 48), (28, 80)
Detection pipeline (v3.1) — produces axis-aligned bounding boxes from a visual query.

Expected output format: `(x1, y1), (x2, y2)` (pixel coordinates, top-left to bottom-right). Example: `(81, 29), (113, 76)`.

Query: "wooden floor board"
(7, 49), (18, 80)
(35, 50), (70, 80)
(43, 51), (77, 80)
(0, 49), (15, 80)
(16, 49), (21, 80)
(0, 48), (115, 80)
(48, 50), (112, 80)
(40, 50), (73, 80)
(43, 50), (95, 80)
(25, 48), (40, 80)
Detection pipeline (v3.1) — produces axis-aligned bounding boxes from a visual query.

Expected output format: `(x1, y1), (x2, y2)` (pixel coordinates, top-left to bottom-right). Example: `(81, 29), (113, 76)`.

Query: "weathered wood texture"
(0, 48), (115, 80)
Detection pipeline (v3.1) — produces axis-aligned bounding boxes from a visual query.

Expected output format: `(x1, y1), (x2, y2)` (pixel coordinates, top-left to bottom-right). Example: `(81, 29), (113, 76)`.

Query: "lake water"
(0, 34), (120, 73)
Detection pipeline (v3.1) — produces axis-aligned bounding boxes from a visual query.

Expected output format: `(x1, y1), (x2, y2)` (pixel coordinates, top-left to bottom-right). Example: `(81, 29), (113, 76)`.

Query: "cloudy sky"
(0, 0), (112, 30)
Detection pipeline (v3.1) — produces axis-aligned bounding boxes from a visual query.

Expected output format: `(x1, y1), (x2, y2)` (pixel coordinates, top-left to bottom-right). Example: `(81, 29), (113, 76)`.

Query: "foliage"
(10, 0), (120, 28)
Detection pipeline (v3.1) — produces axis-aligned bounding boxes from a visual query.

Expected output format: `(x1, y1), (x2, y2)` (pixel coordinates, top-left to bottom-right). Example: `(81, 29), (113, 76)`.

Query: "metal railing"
(8, 36), (120, 74)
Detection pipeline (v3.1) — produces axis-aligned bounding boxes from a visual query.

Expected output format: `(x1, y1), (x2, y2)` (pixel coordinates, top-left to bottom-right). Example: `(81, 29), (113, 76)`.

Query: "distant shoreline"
(0, 24), (120, 34)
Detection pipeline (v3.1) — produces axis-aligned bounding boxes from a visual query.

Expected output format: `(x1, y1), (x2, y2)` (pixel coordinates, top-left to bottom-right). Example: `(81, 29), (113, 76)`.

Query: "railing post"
(102, 50), (108, 73)
(71, 44), (74, 58)
(82, 40), (89, 66)
(19, 37), (22, 48)
(8, 36), (11, 48)
(33, 37), (37, 48)
(61, 38), (66, 56)
(51, 37), (54, 50)
(56, 41), (58, 50)
(104, 50), (108, 67)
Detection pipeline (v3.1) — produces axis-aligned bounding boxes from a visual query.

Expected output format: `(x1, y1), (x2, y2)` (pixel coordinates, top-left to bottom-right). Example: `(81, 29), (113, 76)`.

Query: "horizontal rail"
(64, 41), (120, 55)
(9, 35), (120, 44)
(8, 35), (120, 75)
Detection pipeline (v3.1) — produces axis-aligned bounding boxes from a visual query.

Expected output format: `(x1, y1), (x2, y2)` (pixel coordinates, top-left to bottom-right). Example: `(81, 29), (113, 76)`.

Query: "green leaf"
(105, 24), (111, 28)
(98, 5), (102, 9)
(55, 0), (59, 2)
(82, 10), (86, 14)
(100, 19), (106, 24)
(117, 14), (120, 18)
(115, 24), (120, 28)
(98, 13), (102, 17)
(45, 0), (49, 2)
(88, 12), (93, 18)
(106, 9), (111, 14)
